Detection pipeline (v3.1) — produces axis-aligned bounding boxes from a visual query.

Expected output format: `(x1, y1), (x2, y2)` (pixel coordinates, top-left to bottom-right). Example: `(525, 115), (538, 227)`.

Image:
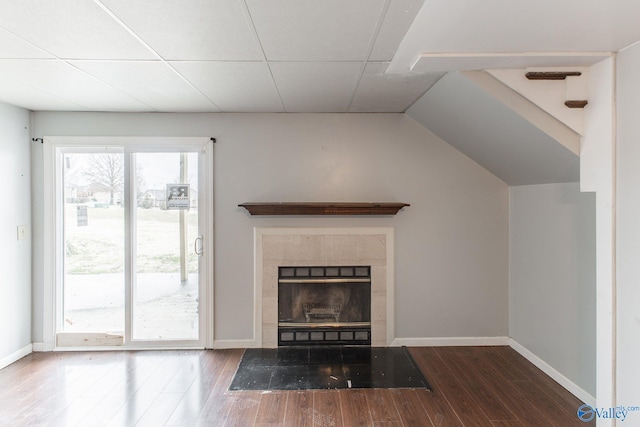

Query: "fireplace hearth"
(278, 266), (371, 346)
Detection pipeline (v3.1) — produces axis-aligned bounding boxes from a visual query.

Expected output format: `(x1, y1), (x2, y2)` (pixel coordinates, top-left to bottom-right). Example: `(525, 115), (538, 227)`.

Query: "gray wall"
(509, 183), (596, 396)
(31, 112), (509, 343)
(0, 102), (31, 361)
(616, 43), (640, 407)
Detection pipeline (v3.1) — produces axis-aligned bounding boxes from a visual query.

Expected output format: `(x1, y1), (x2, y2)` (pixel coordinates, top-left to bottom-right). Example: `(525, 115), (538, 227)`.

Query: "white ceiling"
(1, 0), (639, 185)
(0, 0), (432, 113)
(0, 0), (638, 113)
(0, 0), (639, 113)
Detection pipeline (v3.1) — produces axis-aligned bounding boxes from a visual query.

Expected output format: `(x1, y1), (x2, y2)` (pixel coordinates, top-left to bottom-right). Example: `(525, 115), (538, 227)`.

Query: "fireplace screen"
(278, 266), (371, 346)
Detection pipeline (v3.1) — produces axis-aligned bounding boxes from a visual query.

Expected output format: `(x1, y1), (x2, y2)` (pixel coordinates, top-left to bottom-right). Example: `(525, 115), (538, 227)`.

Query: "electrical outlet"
(17, 225), (29, 241)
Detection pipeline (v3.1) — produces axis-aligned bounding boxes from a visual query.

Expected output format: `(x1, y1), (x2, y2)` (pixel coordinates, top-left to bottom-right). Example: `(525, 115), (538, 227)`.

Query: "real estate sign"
(77, 205), (88, 226)
(166, 184), (190, 210)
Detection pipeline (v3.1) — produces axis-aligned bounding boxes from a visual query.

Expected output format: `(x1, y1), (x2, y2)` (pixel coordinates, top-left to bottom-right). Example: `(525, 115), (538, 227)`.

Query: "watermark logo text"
(578, 404), (640, 422)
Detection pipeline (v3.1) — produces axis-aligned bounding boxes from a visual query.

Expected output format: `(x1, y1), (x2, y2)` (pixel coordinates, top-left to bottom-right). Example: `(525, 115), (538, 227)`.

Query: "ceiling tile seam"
(346, 63), (368, 113)
(242, 0), (286, 112)
(0, 24), (61, 60)
(163, 62), (226, 111)
(366, 0), (393, 62)
(265, 63), (288, 112)
(241, 0), (269, 62)
(63, 61), (158, 112)
(165, 60), (269, 64)
(263, 59), (394, 64)
(60, 59), (164, 63)
(92, 0), (222, 111)
(346, 0), (391, 112)
(92, 0), (164, 61)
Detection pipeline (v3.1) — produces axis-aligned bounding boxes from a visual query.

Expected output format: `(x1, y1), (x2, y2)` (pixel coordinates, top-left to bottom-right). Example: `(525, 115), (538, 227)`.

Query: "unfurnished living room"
(1, 0), (639, 426)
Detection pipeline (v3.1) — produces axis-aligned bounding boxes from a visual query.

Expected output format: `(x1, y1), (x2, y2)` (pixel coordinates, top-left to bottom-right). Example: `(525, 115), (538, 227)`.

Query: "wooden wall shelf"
(564, 100), (589, 108)
(525, 71), (582, 80)
(238, 202), (410, 216)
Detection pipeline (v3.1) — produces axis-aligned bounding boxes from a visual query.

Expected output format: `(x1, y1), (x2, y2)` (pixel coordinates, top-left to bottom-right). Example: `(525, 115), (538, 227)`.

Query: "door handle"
(194, 236), (203, 255)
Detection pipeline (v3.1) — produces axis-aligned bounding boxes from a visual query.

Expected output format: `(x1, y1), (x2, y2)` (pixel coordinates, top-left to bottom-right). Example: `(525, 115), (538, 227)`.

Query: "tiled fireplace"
(254, 227), (394, 348)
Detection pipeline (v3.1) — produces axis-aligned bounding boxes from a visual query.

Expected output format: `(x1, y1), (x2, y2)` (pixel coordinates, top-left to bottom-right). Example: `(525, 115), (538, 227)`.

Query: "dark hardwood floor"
(0, 346), (594, 426)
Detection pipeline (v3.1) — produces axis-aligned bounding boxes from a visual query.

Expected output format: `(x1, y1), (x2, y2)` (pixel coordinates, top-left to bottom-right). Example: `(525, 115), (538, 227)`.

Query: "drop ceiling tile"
(171, 62), (282, 112)
(369, 0), (425, 61)
(99, 0), (263, 60)
(70, 61), (220, 112)
(0, 60), (152, 111)
(0, 0), (155, 59)
(246, 0), (387, 61)
(269, 62), (364, 112)
(0, 28), (54, 59)
(0, 76), (87, 111)
(350, 62), (443, 112)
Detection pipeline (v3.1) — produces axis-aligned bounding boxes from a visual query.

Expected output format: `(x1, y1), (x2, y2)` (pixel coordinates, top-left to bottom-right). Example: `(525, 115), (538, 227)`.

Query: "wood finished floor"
(0, 346), (594, 426)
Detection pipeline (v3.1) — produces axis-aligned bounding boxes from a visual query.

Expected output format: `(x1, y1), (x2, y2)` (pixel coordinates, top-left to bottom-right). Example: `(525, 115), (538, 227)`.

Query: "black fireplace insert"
(278, 266), (371, 346)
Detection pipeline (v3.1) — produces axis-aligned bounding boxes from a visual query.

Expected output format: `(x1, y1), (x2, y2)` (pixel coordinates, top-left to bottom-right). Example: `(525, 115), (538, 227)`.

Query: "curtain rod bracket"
(210, 137), (216, 143)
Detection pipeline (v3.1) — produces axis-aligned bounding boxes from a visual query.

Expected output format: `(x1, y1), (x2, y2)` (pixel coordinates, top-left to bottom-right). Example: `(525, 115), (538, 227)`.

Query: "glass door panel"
(62, 152), (125, 334)
(132, 152), (200, 341)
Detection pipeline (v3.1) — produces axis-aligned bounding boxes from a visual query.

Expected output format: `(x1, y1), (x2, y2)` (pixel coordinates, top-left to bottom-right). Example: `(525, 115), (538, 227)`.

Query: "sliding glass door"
(49, 138), (213, 348)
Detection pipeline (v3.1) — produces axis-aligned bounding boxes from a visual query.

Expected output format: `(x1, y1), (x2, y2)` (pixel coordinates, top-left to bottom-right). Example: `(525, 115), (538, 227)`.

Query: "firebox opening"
(278, 266), (371, 346)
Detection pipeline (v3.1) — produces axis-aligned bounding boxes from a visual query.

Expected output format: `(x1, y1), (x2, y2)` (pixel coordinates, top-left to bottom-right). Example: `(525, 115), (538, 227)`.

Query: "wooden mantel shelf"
(238, 202), (410, 216)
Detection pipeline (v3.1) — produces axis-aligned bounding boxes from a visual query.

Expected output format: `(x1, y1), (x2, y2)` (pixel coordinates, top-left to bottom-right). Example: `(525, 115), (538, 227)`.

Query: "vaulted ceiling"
(1, 0), (639, 185)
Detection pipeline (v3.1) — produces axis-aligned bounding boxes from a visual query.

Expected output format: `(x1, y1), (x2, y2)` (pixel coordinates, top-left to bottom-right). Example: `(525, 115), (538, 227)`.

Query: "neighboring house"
(64, 181), (120, 207)
(139, 188), (165, 208)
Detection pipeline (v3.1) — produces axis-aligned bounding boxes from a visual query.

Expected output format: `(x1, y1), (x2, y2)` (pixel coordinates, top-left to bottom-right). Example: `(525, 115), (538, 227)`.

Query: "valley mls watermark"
(578, 404), (640, 422)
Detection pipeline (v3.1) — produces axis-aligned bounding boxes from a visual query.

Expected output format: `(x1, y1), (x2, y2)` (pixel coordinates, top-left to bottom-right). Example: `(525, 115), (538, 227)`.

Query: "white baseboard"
(391, 336), (509, 347)
(32, 342), (55, 352)
(508, 338), (595, 406)
(213, 339), (258, 349)
(0, 344), (32, 369)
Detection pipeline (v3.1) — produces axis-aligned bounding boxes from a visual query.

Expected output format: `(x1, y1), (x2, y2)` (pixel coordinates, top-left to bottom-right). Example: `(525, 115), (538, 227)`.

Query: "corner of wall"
(0, 344), (32, 370)
(509, 339), (595, 406)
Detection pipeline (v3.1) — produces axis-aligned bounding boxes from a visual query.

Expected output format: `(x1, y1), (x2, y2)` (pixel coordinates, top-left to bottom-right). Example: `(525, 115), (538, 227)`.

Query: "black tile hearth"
(229, 346), (432, 391)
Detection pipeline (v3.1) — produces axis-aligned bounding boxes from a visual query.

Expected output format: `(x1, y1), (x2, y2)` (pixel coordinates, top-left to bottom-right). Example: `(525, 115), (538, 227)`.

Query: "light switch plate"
(17, 225), (29, 241)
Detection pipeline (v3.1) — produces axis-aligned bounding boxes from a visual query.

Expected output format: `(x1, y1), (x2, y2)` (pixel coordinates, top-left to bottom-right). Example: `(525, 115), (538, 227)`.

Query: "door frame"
(42, 136), (214, 350)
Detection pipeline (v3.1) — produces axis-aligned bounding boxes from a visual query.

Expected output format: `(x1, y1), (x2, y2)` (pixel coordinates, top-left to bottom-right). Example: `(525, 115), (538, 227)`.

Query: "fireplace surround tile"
(262, 263), (279, 297)
(263, 235), (294, 261)
(371, 266), (387, 293)
(293, 235), (325, 262)
(325, 235), (357, 262)
(371, 291), (387, 322)
(263, 296), (278, 316)
(355, 234), (387, 262)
